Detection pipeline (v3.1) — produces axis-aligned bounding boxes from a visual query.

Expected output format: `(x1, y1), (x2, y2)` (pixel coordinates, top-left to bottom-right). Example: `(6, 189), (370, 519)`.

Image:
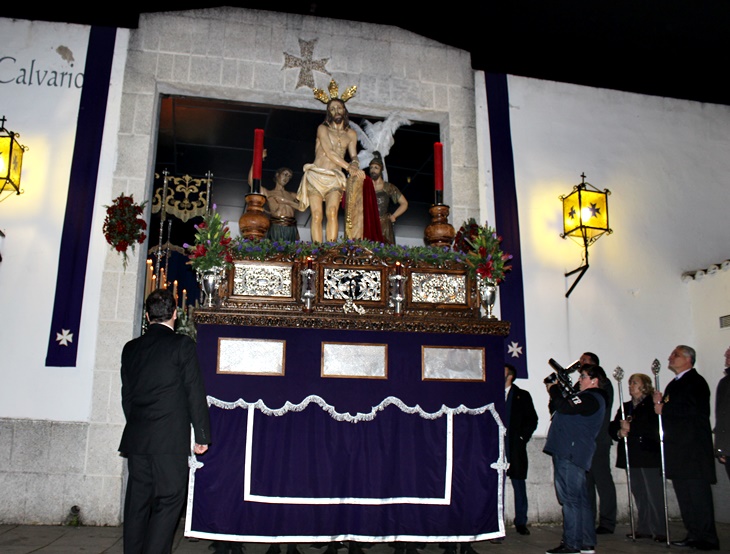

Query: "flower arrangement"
(453, 218), (513, 283)
(102, 194), (147, 270)
(184, 205), (234, 273)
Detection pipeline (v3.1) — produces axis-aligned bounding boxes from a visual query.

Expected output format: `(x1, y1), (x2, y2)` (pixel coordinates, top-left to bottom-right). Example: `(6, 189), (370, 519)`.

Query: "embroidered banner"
(45, 26), (117, 367)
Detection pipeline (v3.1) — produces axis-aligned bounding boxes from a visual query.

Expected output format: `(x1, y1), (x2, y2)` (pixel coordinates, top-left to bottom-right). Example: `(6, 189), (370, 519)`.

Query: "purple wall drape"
(484, 73), (529, 379)
(45, 26), (117, 367)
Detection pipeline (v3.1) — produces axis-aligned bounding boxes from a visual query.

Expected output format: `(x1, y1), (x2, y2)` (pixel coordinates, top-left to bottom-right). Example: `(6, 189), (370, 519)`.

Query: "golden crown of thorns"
(313, 79), (357, 104)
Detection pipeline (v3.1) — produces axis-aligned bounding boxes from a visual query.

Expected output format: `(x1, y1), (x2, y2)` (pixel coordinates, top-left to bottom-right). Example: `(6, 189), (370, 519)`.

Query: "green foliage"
(230, 237), (467, 266)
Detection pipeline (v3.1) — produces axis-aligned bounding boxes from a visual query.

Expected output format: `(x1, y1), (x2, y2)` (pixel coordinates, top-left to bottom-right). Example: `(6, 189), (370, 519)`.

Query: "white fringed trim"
(208, 394), (494, 423)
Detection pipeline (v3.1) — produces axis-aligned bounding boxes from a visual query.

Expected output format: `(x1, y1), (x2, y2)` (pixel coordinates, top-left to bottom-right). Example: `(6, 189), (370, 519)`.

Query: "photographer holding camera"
(543, 364), (609, 554)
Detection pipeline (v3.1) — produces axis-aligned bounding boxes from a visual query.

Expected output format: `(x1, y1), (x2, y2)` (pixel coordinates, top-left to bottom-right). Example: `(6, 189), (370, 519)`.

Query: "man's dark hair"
(581, 363), (607, 387)
(274, 167), (293, 182)
(324, 98), (350, 129)
(505, 363), (517, 380)
(583, 351), (600, 365)
(146, 289), (176, 323)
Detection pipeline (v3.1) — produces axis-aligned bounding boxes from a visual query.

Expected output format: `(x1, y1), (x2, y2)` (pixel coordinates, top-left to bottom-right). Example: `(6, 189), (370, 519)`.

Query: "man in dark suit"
(714, 346), (730, 481)
(653, 345), (719, 551)
(119, 289), (211, 554)
(504, 363), (538, 535)
(581, 352), (617, 535)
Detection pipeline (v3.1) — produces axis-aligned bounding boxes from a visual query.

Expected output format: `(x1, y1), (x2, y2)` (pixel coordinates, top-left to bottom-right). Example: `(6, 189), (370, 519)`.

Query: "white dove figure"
(351, 113), (412, 181)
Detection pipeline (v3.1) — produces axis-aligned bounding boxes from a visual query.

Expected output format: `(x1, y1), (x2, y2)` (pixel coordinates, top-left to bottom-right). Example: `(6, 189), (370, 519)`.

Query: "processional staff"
(154, 169), (169, 286)
(205, 170), (213, 212)
(651, 358), (671, 548)
(613, 366), (635, 540)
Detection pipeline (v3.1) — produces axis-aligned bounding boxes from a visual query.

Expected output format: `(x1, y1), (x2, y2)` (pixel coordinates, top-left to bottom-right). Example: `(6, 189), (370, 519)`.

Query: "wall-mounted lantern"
(0, 116), (28, 196)
(559, 173), (612, 297)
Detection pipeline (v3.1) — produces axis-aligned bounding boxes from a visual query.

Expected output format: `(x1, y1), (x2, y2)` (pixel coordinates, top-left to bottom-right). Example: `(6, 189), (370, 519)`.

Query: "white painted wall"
(504, 76), (730, 437)
(501, 76), (730, 522)
(0, 19), (96, 420)
(687, 269), (730, 396)
(0, 20), (129, 422)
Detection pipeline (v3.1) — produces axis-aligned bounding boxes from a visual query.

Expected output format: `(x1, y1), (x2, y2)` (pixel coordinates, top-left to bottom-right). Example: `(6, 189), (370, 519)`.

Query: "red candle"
(433, 142), (443, 191)
(306, 256), (313, 270)
(395, 261), (402, 276)
(253, 129), (264, 180)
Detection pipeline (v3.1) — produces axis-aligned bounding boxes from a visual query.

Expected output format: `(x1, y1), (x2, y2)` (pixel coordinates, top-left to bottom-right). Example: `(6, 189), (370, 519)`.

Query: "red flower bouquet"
(453, 218), (512, 283)
(184, 205), (234, 273)
(102, 194), (147, 270)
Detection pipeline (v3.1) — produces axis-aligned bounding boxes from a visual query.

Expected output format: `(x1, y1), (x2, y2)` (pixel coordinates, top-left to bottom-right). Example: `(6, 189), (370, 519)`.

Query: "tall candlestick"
(145, 259), (153, 298)
(173, 280), (178, 302)
(434, 142), (444, 205)
(182, 289), (187, 313)
(252, 129), (264, 194)
(434, 142), (443, 191)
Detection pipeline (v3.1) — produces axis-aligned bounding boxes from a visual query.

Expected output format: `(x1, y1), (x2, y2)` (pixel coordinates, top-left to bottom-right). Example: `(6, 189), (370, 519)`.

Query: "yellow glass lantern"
(0, 116), (28, 196)
(559, 173), (612, 297)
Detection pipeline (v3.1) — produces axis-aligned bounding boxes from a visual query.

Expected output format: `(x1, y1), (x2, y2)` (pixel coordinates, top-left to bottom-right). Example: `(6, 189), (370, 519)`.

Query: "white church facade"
(0, 8), (729, 526)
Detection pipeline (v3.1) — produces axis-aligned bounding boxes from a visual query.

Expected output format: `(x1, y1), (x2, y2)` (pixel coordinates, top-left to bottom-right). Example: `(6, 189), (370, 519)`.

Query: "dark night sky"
(6, 1), (730, 106)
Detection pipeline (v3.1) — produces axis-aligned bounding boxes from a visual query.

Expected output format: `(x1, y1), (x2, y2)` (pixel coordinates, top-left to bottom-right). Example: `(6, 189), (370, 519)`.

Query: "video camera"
(544, 358), (581, 397)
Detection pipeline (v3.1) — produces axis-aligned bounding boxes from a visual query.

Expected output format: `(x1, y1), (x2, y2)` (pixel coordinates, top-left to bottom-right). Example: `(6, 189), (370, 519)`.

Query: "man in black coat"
(714, 346), (730, 481)
(581, 352), (617, 535)
(119, 289), (211, 554)
(654, 345), (719, 551)
(504, 364), (538, 535)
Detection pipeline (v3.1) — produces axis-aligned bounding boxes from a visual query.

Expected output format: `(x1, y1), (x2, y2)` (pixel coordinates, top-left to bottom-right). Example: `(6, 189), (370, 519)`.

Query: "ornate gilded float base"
(195, 242), (510, 337)
(194, 308), (510, 336)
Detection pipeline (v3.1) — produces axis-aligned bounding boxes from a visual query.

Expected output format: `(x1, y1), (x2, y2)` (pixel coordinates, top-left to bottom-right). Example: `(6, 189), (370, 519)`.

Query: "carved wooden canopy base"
(194, 307), (509, 336)
(194, 243), (510, 337)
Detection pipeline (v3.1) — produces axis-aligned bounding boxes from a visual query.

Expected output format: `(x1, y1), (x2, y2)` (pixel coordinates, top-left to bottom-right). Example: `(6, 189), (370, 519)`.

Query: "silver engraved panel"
(323, 268), (382, 301)
(218, 338), (285, 375)
(422, 346), (485, 381)
(232, 262), (292, 297)
(411, 272), (467, 304)
(322, 343), (387, 378)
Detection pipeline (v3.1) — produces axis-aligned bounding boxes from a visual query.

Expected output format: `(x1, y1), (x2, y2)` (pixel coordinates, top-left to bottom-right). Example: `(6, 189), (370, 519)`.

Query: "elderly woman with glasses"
(608, 373), (666, 542)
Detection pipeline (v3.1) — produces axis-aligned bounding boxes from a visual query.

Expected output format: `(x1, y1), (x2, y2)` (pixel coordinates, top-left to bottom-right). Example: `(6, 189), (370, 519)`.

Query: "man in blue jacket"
(543, 364), (608, 554)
